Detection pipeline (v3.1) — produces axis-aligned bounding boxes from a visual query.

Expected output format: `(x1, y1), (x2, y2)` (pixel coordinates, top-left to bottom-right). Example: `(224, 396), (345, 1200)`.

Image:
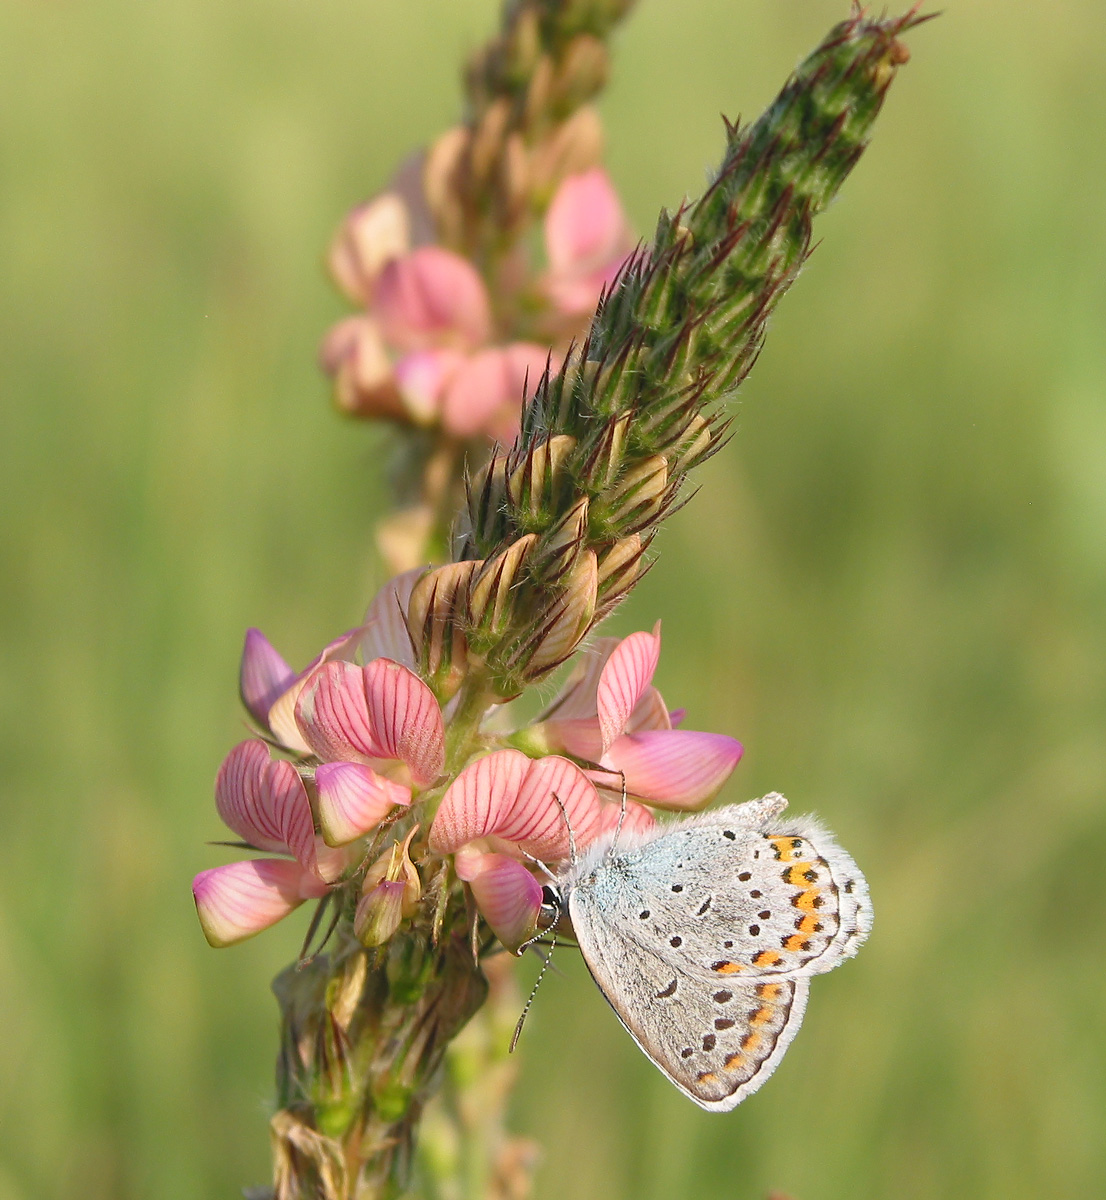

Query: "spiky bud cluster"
(441, 8), (924, 698)
(431, 0), (637, 258)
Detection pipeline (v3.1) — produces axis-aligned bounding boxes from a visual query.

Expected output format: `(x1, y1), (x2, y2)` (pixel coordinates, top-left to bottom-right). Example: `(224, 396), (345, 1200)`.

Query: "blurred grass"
(1, 2), (1104, 1198)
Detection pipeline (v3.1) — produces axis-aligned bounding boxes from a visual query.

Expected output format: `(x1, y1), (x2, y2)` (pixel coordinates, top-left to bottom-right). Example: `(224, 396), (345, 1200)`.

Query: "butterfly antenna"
(510, 932), (557, 1053)
(611, 769), (629, 852)
(550, 790), (578, 869)
(519, 848), (557, 884)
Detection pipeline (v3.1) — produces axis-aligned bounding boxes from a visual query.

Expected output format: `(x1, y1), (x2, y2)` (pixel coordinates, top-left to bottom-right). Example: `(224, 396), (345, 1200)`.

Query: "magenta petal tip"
(239, 628), (296, 727)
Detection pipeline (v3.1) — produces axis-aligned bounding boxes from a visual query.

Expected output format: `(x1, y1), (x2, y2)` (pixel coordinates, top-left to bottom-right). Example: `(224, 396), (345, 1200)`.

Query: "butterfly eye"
(537, 885), (562, 931)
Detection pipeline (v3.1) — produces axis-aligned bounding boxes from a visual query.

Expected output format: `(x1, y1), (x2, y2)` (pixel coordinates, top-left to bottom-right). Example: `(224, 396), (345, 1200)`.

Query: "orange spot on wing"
(797, 914), (821, 934)
(723, 1053), (745, 1072)
(792, 889), (822, 912)
(697, 1071), (718, 1084)
(783, 934), (810, 952)
(769, 837), (805, 862)
(757, 983), (783, 1000)
(753, 949), (782, 967)
(750, 1006), (773, 1026)
(713, 960), (744, 974)
(741, 1032), (762, 1053)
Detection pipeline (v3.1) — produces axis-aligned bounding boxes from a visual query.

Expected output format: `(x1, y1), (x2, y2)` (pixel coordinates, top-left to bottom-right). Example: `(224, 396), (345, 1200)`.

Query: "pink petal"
(361, 658), (445, 785)
(455, 848), (543, 953)
(441, 342), (550, 442)
(266, 627), (365, 755)
(315, 762), (411, 846)
(360, 568), (422, 668)
(327, 192), (411, 306)
(545, 168), (628, 279)
(541, 637), (618, 722)
(295, 660), (444, 785)
(602, 729), (744, 810)
(313, 837), (354, 884)
(546, 268), (627, 318)
(295, 660), (384, 764)
(193, 859), (327, 947)
(624, 686), (673, 735)
(441, 348), (517, 440)
(394, 348), (465, 424)
(322, 316), (406, 420)
(597, 796), (657, 839)
(505, 342), (554, 393)
(428, 749), (531, 854)
(595, 627), (662, 753)
(497, 754), (603, 861)
(430, 752), (603, 861)
(375, 247), (491, 353)
(239, 629), (296, 728)
(214, 740), (318, 874)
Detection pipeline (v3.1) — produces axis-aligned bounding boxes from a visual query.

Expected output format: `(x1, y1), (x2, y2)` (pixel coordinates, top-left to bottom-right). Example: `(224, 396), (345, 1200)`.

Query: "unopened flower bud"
(355, 829), (422, 947)
(668, 412), (715, 475)
(407, 561), (481, 699)
(605, 455), (669, 531)
(499, 132), (530, 227)
(506, 434), (577, 519)
(470, 98), (512, 183)
(355, 879), (406, 947)
(529, 106), (605, 198)
(538, 496), (589, 582)
(550, 35), (609, 112)
(468, 534), (537, 639)
(468, 451), (510, 547)
(596, 532), (644, 590)
(580, 412), (629, 490)
(595, 533), (646, 617)
(504, 6), (542, 78)
(523, 549), (597, 676)
(523, 54), (556, 130)
(365, 829), (422, 913)
(423, 125), (470, 244)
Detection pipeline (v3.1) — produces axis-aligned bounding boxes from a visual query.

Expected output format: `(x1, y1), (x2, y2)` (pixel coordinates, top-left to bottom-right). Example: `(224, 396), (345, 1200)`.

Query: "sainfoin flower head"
(197, 585), (744, 954)
(320, 168), (631, 440)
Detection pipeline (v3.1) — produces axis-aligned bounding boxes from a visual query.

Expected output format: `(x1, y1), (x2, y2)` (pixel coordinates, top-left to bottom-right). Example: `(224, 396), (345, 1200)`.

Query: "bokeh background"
(2, 1), (1105, 1197)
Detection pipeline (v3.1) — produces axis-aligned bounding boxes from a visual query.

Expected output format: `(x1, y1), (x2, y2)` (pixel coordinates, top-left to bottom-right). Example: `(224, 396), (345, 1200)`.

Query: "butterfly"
(548, 792), (871, 1111)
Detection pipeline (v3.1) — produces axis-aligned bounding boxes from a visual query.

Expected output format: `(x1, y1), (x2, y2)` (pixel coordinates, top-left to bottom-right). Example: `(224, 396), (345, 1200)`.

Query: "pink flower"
(534, 624), (744, 810)
(374, 247), (492, 353)
(237, 570), (425, 756)
(429, 749), (608, 950)
(236, 573), (444, 848)
(239, 625), (366, 757)
(321, 167), (631, 439)
(543, 167), (633, 316)
(192, 739), (344, 947)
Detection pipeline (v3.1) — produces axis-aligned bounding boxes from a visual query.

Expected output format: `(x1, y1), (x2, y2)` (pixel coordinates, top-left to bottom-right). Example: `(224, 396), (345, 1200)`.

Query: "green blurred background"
(2, 1), (1104, 1197)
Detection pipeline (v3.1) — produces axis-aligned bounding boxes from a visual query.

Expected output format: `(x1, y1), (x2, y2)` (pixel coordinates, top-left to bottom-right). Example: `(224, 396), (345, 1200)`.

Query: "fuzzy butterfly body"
(557, 793), (871, 1111)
